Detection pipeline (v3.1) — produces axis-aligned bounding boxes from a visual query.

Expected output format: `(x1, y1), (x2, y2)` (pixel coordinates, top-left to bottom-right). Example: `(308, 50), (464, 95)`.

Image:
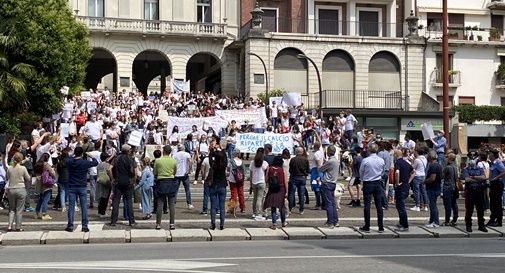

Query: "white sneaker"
(425, 223), (439, 228)
(409, 206), (420, 212)
(424, 207), (429, 211)
(251, 214), (256, 218)
(345, 177), (351, 181)
(75, 206), (80, 212)
(193, 181), (197, 185)
(188, 204), (195, 209)
(201, 180), (205, 184)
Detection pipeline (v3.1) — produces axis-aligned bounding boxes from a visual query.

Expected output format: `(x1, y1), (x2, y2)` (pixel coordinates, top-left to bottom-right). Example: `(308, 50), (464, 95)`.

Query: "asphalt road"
(0, 238), (504, 273)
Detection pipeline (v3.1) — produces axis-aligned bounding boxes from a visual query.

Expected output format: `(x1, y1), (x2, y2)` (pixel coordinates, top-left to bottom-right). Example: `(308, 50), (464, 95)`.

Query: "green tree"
(0, 0), (91, 115)
(257, 89), (286, 104)
(0, 35), (35, 110)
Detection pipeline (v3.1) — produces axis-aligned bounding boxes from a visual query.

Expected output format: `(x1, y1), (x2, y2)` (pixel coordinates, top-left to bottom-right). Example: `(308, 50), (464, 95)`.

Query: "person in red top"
(75, 110), (87, 132)
(263, 156), (288, 230)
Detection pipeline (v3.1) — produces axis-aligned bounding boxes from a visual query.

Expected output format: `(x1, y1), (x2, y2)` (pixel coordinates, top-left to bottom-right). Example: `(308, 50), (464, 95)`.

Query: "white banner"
(171, 79), (190, 93)
(421, 122), (435, 140)
(145, 144), (163, 160)
(215, 108), (267, 127)
(269, 96), (284, 106)
(282, 92), (302, 106)
(60, 86), (69, 96)
(80, 91), (91, 101)
(236, 133), (293, 154)
(167, 116), (228, 137)
(60, 123), (69, 138)
(128, 130), (144, 147)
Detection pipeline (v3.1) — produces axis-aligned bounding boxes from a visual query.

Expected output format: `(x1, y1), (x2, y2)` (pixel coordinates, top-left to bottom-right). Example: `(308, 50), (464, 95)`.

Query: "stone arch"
(273, 47), (308, 94)
(367, 50), (402, 109)
(186, 52), (222, 94)
(84, 47), (118, 92)
(132, 50), (172, 94)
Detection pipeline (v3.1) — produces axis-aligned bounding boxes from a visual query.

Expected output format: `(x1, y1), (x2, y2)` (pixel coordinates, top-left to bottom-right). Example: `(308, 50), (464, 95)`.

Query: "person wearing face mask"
(463, 157), (487, 232)
(430, 130), (447, 166)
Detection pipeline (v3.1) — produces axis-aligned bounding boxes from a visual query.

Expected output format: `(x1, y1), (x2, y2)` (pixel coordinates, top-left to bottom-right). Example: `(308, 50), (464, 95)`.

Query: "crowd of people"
(0, 88), (504, 233)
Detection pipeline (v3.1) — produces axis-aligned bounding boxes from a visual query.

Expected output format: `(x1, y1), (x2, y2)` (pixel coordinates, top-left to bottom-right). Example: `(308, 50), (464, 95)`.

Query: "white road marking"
(0, 260), (234, 273)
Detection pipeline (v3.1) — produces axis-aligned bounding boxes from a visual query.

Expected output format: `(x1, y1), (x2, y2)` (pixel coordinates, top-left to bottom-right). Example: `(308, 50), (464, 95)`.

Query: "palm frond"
(11, 62), (34, 77)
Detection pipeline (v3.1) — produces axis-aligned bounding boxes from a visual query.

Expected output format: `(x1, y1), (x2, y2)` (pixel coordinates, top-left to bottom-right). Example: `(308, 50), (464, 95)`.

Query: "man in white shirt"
(31, 122), (43, 144)
(174, 144), (194, 209)
(269, 101), (279, 128)
(84, 115), (103, 143)
(404, 133), (416, 152)
(344, 110), (357, 140)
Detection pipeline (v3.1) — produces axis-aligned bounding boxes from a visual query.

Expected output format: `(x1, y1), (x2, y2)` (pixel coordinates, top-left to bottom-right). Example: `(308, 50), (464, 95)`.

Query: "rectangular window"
(436, 53), (454, 83)
(501, 97), (505, 106)
(448, 13), (464, 39)
(318, 8), (339, 35)
(254, 74), (265, 84)
(88, 0), (104, 17)
(436, 96), (454, 111)
(261, 9), (278, 32)
(197, 0), (212, 23)
(144, 0), (159, 20)
(359, 10), (380, 37)
(458, 96), (475, 105)
(120, 77), (130, 87)
(427, 13), (442, 31)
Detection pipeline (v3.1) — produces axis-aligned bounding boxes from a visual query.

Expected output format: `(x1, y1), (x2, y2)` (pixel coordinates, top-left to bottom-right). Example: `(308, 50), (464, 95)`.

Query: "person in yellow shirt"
(153, 145), (177, 230)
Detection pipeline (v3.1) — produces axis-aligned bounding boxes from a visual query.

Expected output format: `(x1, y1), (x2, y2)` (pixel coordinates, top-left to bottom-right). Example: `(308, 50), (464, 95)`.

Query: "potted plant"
(477, 35), (483, 41)
(472, 25), (479, 31)
(489, 27), (501, 41)
(448, 70), (459, 83)
(497, 63), (505, 85)
(465, 26), (472, 31)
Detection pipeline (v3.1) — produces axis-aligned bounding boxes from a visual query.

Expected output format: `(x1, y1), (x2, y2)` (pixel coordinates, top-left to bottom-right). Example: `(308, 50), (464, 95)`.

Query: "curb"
(0, 225), (501, 246)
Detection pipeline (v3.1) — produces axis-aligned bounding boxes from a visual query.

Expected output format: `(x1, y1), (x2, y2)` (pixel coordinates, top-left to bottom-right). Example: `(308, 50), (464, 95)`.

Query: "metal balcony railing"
(76, 16), (227, 37)
(302, 90), (407, 110)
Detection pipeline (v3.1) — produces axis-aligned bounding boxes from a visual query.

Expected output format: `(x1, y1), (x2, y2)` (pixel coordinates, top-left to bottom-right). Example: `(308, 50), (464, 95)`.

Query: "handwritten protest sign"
(236, 133), (293, 154)
(216, 108), (267, 126)
(421, 122), (435, 140)
(167, 116), (228, 138)
(81, 91), (91, 101)
(145, 144), (163, 160)
(128, 130), (144, 147)
(269, 96), (284, 106)
(60, 123), (69, 138)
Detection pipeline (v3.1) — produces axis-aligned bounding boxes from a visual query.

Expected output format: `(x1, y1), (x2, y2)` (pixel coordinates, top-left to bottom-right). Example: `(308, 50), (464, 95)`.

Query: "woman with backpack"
(96, 152), (113, 218)
(34, 153), (55, 221)
(249, 148), (269, 220)
(264, 156), (288, 229)
(228, 149), (245, 213)
(209, 150), (228, 230)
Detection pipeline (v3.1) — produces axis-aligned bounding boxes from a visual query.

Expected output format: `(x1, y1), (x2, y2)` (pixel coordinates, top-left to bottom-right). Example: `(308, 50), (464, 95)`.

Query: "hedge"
(453, 105), (505, 124)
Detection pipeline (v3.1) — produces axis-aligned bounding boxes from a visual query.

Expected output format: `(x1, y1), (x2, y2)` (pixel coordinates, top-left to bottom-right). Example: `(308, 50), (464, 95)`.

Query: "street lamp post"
(297, 54), (323, 119)
(247, 52), (269, 105)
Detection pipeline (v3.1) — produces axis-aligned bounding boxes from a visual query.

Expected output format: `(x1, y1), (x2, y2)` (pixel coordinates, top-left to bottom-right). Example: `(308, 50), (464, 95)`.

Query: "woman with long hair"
(33, 153), (55, 221)
(209, 150), (228, 230)
(6, 152), (31, 231)
(264, 156), (288, 229)
(249, 148), (269, 219)
(56, 149), (70, 212)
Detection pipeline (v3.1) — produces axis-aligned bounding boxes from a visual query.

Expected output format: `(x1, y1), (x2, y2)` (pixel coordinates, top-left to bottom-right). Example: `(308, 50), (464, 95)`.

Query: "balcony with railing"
(420, 25), (505, 42)
(76, 16), (227, 38)
(430, 69), (462, 87)
(301, 90), (408, 110)
(247, 17), (402, 38)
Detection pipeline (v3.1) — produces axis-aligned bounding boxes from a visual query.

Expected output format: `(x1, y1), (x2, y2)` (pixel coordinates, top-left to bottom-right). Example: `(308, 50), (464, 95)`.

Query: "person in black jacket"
(110, 144), (137, 227)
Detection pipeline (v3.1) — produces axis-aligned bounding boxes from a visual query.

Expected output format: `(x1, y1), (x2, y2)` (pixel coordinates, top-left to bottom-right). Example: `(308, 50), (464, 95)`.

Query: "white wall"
(426, 44), (502, 106)
(417, 0), (489, 10)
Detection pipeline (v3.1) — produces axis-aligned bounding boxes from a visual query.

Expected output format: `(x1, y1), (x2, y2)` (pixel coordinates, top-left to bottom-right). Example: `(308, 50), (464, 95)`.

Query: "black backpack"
(268, 168), (281, 193)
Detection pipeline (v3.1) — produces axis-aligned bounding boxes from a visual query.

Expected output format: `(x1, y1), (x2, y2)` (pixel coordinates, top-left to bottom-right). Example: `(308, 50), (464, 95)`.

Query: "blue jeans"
(226, 144), (235, 159)
(271, 117), (278, 128)
(176, 175), (192, 205)
(437, 153), (445, 166)
(271, 207), (286, 225)
(345, 130), (354, 140)
(395, 190), (409, 228)
(412, 176), (428, 207)
(427, 189), (441, 225)
(202, 184), (210, 213)
(381, 173), (389, 209)
(59, 184), (68, 208)
(362, 181), (384, 229)
(442, 189), (458, 223)
(288, 176), (307, 212)
(67, 187), (88, 229)
(89, 175), (97, 206)
(36, 189), (52, 214)
(210, 186), (226, 227)
(140, 187), (153, 215)
(322, 182), (338, 225)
